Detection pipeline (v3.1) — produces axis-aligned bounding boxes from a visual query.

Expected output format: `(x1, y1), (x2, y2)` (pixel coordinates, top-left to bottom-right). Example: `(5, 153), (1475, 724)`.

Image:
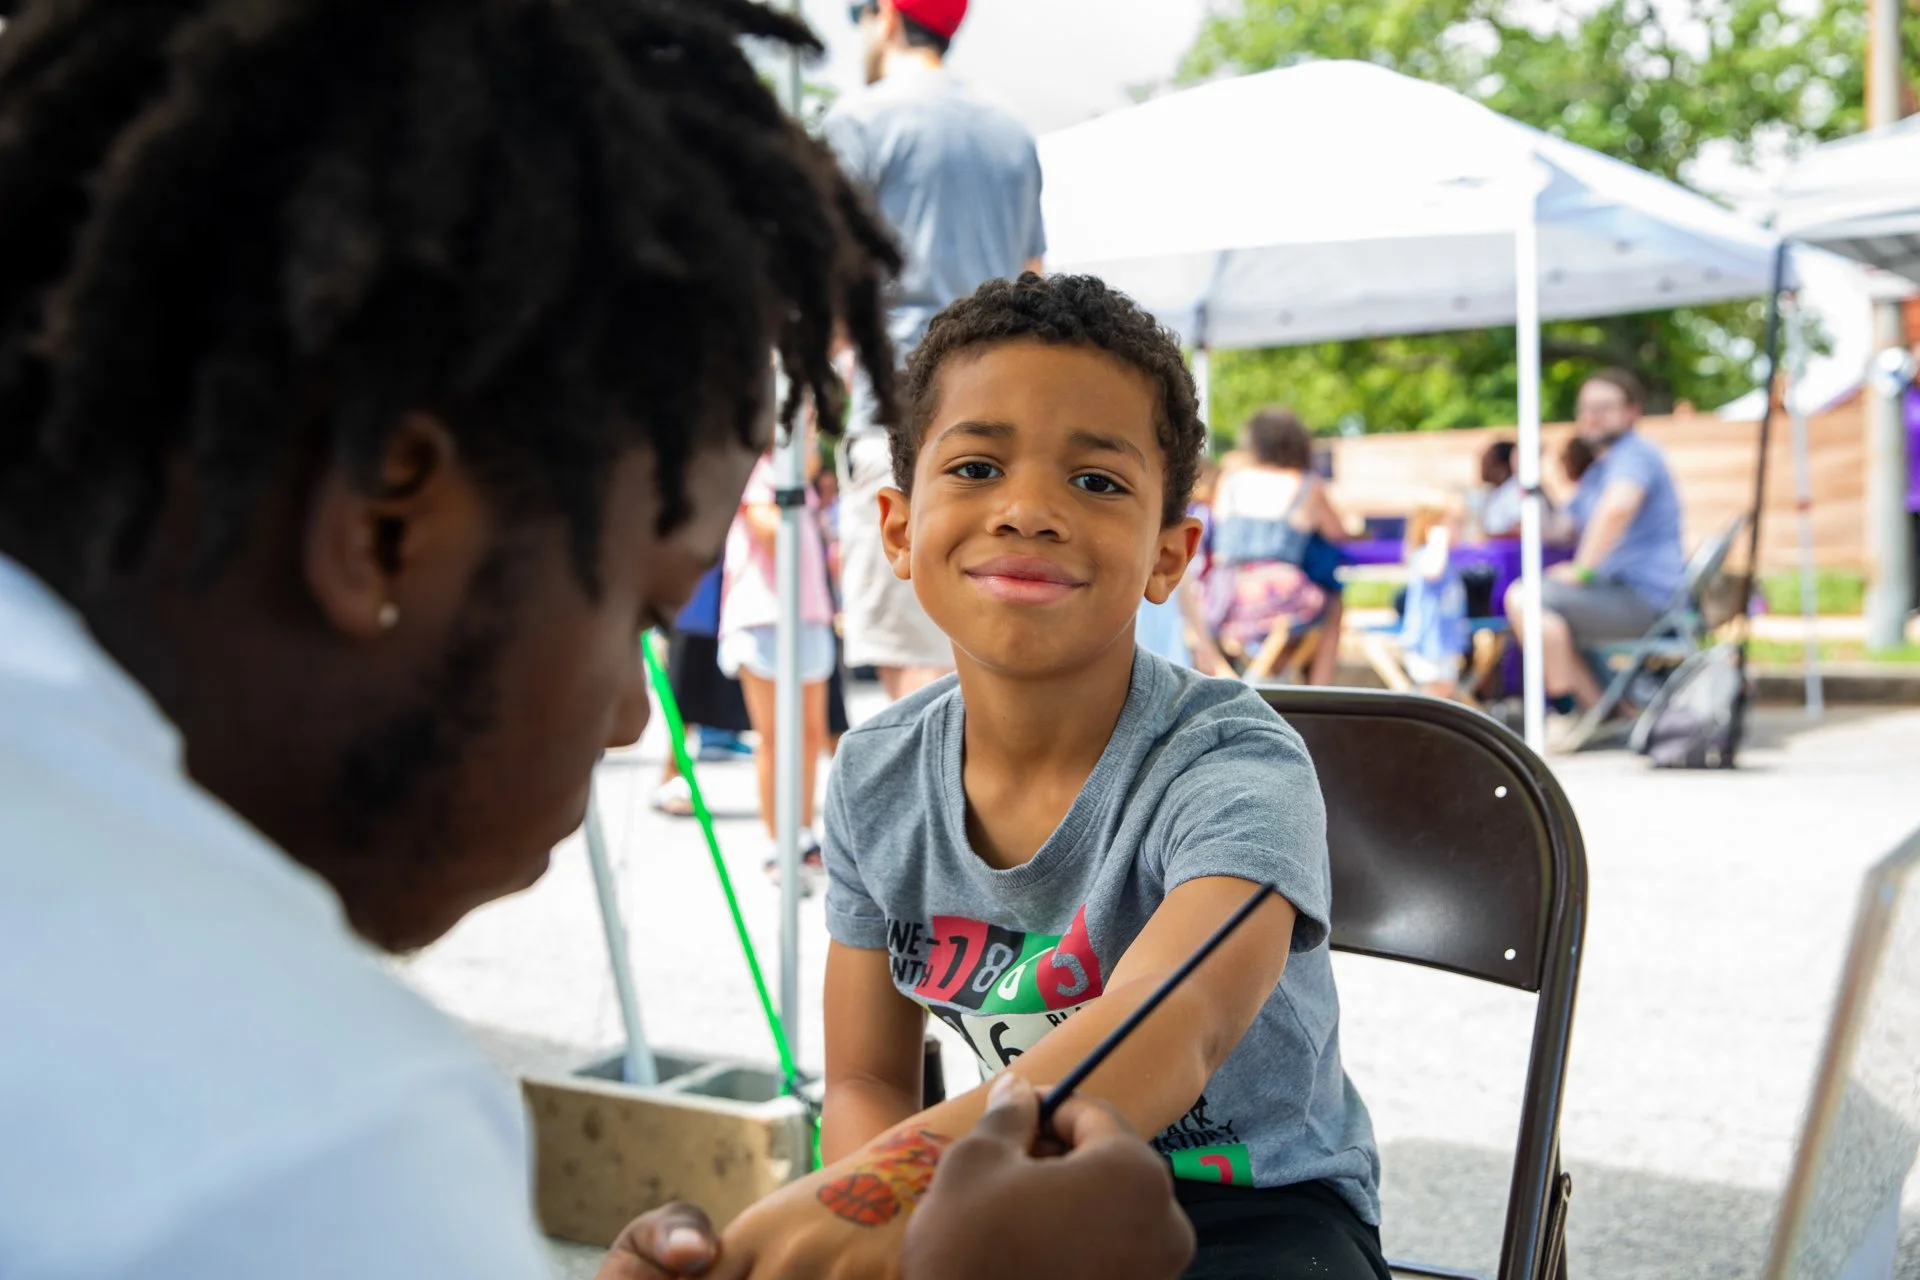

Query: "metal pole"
(1865, 302), (1912, 650)
(1786, 297), (1825, 717)
(1514, 190), (1547, 754)
(585, 783), (658, 1086)
(1730, 248), (1790, 762)
(1192, 345), (1212, 434)
(1864, 0), (1913, 651)
(1867, 0), (1902, 130)
(773, 4), (806, 1063)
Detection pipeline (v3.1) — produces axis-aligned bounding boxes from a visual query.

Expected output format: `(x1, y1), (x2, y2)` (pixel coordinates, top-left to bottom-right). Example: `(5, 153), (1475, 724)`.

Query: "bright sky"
(796, 0), (1214, 132)
(785, 0), (1886, 401)
(792, 0), (1800, 196)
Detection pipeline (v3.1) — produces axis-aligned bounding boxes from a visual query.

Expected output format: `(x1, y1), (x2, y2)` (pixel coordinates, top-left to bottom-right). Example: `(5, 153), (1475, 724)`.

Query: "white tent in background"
(1039, 60), (1784, 752)
(1769, 116), (1920, 664)
(1770, 114), (1920, 285)
(1715, 248), (1883, 421)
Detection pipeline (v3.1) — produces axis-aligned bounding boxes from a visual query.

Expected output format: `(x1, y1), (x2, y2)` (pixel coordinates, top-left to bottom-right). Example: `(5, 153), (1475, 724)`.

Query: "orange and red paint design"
(816, 1128), (953, 1227)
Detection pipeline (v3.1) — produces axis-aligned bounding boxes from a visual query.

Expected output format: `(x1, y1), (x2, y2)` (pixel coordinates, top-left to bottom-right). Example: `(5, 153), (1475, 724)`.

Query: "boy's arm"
(705, 878), (1289, 1279)
(707, 1081), (1194, 1280)
(820, 941), (928, 1164)
(839, 720), (1323, 1154)
(818, 743), (930, 1164)
(855, 875), (1295, 1154)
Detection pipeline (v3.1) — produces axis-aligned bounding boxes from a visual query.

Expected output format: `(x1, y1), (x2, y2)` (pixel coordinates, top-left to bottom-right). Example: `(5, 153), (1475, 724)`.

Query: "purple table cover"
(1336, 538), (1571, 617)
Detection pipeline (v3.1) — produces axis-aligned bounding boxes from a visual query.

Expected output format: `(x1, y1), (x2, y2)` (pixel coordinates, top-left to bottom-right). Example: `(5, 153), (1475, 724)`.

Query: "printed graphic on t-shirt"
(886, 907), (1254, 1185)
(886, 906), (1104, 1073)
(1157, 1095), (1254, 1186)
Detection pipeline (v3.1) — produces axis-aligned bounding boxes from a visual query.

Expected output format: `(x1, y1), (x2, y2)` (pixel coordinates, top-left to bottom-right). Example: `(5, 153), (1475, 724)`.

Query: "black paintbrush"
(1036, 881), (1278, 1129)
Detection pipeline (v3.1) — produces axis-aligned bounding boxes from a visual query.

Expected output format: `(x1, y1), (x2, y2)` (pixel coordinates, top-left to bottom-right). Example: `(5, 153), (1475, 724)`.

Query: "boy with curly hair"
(820, 273), (1387, 1278)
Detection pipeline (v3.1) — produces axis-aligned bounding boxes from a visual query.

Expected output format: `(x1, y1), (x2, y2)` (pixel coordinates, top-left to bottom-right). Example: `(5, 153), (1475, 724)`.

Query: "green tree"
(1183, 0), (1920, 440)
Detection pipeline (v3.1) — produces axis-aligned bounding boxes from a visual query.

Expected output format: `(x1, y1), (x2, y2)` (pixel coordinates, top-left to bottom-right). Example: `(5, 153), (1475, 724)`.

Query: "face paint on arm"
(815, 1128), (953, 1227)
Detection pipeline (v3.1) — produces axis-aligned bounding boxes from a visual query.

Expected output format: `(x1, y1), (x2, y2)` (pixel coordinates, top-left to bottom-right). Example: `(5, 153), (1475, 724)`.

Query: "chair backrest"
(1257, 687), (1589, 1280)
(1260, 688), (1585, 992)
(1682, 514), (1751, 632)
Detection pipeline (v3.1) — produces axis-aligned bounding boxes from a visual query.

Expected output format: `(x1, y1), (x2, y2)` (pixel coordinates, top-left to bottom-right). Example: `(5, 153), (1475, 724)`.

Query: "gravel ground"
(399, 691), (1920, 1279)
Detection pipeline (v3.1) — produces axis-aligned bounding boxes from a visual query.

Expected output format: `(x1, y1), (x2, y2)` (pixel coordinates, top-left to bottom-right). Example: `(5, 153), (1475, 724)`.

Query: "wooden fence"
(1323, 397), (1868, 572)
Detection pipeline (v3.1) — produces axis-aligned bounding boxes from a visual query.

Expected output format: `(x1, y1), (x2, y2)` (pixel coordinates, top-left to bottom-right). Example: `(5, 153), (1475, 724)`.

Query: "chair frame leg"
(1563, 637), (1664, 751)
(1245, 621), (1301, 681)
(1360, 632), (1417, 693)
(1541, 1166), (1572, 1280)
(1563, 608), (1706, 752)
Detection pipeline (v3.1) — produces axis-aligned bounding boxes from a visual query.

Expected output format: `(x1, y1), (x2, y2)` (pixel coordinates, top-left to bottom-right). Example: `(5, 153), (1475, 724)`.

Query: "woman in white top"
(1206, 408), (1351, 684)
(1478, 440), (1523, 539)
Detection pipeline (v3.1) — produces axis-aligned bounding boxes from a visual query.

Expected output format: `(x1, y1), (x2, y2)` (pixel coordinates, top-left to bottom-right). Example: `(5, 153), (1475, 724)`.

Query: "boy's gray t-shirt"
(823, 650), (1381, 1224)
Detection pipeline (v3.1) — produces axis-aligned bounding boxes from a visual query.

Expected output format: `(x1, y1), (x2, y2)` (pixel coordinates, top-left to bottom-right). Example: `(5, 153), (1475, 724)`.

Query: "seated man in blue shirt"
(1505, 368), (1684, 716)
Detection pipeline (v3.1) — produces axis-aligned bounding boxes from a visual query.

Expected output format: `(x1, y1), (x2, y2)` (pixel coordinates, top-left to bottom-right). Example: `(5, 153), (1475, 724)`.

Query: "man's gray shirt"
(822, 64), (1045, 435)
(822, 650), (1381, 1222)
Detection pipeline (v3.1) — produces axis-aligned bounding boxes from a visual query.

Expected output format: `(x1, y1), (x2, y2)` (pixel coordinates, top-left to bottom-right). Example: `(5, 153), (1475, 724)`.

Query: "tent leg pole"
(1785, 299), (1823, 717)
(1514, 201), (1547, 755)
(773, 8), (807, 1072)
(773, 392), (805, 1067)
(1192, 345), (1212, 433)
(1864, 301), (1913, 651)
(586, 779), (658, 1087)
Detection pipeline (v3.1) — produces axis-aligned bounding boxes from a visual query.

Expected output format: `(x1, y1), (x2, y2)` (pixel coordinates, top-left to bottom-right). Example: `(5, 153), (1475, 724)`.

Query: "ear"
(877, 0), (904, 40)
(1142, 515), (1202, 606)
(877, 485), (914, 582)
(302, 413), (489, 639)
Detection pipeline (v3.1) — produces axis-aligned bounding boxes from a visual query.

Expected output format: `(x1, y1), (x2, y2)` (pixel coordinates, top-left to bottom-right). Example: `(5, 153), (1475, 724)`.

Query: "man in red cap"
(853, 0), (969, 81)
(828, 0), (1046, 704)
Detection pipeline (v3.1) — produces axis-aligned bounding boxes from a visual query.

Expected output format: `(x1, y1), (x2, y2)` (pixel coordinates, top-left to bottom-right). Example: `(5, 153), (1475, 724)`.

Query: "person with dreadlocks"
(0, 2), (1195, 1279)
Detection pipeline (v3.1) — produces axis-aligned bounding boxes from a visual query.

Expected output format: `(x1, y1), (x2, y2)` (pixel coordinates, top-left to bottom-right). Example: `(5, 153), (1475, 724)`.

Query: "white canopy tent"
(1039, 60), (1785, 751)
(1769, 116), (1919, 656)
(1770, 114), (1920, 285)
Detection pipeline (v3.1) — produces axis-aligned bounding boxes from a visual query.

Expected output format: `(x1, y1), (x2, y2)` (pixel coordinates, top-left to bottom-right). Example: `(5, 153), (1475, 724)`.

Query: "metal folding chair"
(1563, 514), (1749, 751)
(1258, 687), (1589, 1280)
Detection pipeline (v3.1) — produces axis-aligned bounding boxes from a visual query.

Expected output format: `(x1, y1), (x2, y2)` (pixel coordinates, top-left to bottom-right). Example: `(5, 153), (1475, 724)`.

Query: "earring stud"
(377, 602), (400, 630)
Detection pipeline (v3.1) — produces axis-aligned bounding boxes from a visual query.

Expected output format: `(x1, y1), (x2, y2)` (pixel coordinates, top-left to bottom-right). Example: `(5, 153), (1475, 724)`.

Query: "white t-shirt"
(719, 455), (834, 635)
(1482, 477), (1523, 537)
(0, 556), (551, 1279)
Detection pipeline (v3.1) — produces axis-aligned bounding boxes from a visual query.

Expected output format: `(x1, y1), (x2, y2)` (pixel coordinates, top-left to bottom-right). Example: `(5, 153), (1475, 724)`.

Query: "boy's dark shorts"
(1176, 1179), (1390, 1280)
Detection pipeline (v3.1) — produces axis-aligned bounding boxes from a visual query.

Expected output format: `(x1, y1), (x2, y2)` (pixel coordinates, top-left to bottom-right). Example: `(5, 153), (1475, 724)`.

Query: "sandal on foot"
(651, 776), (694, 817)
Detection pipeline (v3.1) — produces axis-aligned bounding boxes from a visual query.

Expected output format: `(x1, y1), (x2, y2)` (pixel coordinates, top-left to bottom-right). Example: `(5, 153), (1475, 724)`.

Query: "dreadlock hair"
(0, 0), (901, 598)
(893, 273), (1205, 527)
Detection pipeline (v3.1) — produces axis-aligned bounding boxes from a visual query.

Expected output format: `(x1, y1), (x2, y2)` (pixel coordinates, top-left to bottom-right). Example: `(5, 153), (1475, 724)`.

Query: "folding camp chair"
(1562, 514), (1749, 752)
(1360, 618), (1511, 708)
(1259, 687), (1589, 1280)
(1240, 620), (1322, 684)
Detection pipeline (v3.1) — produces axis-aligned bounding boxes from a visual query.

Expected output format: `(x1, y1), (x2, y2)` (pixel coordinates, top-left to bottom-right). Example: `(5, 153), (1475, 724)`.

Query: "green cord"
(640, 632), (820, 1166)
